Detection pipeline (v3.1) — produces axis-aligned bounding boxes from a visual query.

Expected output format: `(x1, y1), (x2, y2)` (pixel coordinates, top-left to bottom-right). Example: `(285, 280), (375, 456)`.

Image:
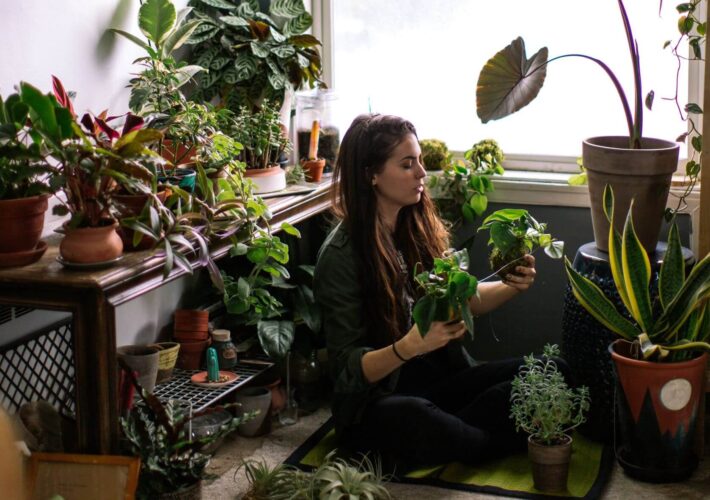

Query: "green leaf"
(139, 0), (176, 45)
(489, 223), (517, 254)
(659, 224), (685, 310)
(476, 37), (548, 123)
(283, 12), (312, 36)
(257, 320), (294, 359)
(567, 172), (587, 186)
(545, 240), (564, 259)
(250, 41), (270, 58)
(20, 83), (58, 139)
(161, 19), (203, 57)
(413, 294), (437, 337)
(108, 28), (150, 51)
(220, 15), (249, 27)
(199, 0), (236, 9)
(645, 90), (654, 110)
(565, 257), (639, 340)
(692, 135), (703, 153)
(235, 54), (258, 82)
(270, 0), (305, 18)
(469, 192), (487, 216)
(621, 208), (653, 332)
(280, 222), (301, 237)
(288, 34), (321, 48)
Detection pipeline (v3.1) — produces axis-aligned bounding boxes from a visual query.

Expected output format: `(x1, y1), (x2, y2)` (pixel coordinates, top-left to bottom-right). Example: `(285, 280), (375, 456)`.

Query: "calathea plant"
(413, 248), (478, 338)
(477, 208), (564, 279)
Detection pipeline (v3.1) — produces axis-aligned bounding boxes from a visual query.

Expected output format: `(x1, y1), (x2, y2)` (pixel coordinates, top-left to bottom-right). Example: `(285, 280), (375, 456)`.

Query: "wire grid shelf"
(151, 361), (272, 412)
(0, 318), (75, 416)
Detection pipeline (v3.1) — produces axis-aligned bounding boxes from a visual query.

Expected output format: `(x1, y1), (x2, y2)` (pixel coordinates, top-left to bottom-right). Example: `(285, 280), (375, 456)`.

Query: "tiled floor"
(203, 407), (710, 499)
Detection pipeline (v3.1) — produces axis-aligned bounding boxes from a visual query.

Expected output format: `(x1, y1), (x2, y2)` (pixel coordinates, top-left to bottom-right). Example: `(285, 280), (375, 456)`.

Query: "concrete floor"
(203, 407), (710, 500)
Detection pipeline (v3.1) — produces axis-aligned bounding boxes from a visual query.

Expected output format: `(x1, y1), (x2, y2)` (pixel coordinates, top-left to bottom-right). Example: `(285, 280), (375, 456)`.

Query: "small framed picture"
(26, 452), (140, 500)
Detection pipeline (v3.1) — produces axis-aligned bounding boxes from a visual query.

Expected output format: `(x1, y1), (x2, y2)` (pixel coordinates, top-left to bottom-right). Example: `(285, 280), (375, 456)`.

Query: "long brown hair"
(331, 114), (449, 347)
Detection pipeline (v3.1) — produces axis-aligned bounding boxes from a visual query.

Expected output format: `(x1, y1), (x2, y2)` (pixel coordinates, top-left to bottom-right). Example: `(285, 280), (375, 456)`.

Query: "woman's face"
(372, 133), (426, 214)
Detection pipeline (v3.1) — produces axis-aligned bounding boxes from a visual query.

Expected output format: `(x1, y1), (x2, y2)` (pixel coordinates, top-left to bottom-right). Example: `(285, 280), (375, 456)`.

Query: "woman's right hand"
(398, 320), (467, 358)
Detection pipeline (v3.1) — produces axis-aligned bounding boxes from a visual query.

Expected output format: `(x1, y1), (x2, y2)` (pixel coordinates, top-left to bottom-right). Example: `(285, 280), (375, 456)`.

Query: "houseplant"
(185, 0), (323, 112)
(477, 208), (564, 279)
(119, 362), (256, 499)
(419, 138), (451, 171)
(510, 344), (590, 492)
(476, 0), (683, 254)
(565, 185), (710, 481)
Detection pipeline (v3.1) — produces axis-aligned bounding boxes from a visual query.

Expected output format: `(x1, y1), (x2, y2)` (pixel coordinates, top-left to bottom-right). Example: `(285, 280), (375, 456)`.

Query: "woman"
(313, 114), (542, 467)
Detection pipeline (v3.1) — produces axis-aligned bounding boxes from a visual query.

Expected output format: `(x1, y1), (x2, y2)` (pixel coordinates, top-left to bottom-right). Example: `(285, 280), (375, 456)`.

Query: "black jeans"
(340, 355), (572, 467)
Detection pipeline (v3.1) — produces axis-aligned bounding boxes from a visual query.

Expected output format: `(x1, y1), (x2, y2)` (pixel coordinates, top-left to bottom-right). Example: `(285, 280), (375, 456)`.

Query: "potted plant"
(419, 138), (451, 171)
(229, 101), (291, 193)
(510, 344), (590, 492)
(426, 138), (505, 248)
(300, 119), (326, 182)
(565, 185), (710, 481)
(476, 0), (684, 254)
(477, 208), (564, 279)
(119, 363), (256, 499)
(185, 0), (323, 112)
(0, 82), (61, 266)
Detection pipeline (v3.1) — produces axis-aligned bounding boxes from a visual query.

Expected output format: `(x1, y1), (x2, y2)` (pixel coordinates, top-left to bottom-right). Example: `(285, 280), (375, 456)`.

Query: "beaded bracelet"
(392, 342), (410, 362)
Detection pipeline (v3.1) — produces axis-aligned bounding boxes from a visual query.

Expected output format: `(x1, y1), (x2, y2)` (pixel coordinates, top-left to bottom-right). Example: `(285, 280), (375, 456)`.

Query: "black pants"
(340, 355), (572, 467)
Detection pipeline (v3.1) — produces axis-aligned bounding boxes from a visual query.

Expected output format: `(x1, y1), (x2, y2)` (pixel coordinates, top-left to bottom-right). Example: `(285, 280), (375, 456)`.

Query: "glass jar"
(294, 89), (340, 172)
(210, 329), (237, 370)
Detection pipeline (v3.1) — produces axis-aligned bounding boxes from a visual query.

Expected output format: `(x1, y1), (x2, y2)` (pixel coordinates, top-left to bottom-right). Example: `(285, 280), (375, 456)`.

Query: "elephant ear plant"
(565, 185), (710, 361)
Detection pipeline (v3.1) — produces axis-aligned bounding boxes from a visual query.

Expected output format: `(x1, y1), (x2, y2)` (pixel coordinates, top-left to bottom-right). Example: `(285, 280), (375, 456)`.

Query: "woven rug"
(284, 418), (613, 499)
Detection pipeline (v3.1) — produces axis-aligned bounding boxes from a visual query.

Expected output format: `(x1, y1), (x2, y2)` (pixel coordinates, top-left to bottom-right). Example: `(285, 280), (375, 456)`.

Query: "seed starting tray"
(151, 359), (272, 412)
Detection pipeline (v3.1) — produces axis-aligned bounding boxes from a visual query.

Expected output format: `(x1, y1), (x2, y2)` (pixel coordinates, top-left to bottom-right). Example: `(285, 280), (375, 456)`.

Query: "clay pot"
(117, 345), (160, 393)
(265, 377), (287, 414)
(0, 194), (49, 253)
(302, 158), (326, 183)
(174, 309), (209, 328)
(174, 329), (210, 342)
(59, 221), (123, 264)
(235, 387), (272, 437)
(176, 339), (209, 370)
(528, 434), (572, 492)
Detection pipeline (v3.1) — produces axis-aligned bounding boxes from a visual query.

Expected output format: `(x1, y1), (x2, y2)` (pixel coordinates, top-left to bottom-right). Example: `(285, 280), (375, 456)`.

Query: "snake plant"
(565, 186), (710, 361)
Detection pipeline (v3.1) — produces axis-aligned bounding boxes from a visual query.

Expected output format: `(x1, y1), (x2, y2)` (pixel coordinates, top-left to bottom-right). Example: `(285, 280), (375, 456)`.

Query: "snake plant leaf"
(621, 206), (653, 333)
(637, 333), (669, 360)
(476, 37), (549, 123)
(565, 257), (639, 340)
(605, 186), (631, 313)
(683, 304), (705, 343)
(139, 0), (176, 46)
(655, 252), (710, 340)
(659, 223), (685, 310)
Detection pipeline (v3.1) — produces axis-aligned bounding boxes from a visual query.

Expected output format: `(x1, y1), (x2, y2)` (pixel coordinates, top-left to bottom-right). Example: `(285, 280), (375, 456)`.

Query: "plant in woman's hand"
(510, 344), (590, 445)
(478, 209), (564, 280)
(413, 248), (478, 338)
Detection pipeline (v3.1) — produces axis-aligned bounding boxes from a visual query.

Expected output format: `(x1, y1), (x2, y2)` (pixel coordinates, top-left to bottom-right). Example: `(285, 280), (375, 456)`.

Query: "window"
(321, 1), (696, 171)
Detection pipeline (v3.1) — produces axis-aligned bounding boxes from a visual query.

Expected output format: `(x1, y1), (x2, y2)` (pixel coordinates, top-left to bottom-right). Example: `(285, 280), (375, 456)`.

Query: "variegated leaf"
(659, 223), (685, 310)
(283, 12), (312, 36)
(270, 0), (305, 18)
(621, 207), (653, 332)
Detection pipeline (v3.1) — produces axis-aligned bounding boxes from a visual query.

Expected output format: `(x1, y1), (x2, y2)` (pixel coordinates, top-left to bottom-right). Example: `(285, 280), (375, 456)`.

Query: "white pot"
(244, 165), (287, 194)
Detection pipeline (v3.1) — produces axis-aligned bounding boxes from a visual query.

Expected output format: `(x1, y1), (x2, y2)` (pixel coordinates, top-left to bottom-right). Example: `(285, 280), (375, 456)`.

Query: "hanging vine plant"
(185, 0), (323, 111)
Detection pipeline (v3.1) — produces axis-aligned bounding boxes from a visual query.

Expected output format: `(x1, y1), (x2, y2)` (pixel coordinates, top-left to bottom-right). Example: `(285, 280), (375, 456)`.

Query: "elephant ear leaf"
(476, 37), (549, 123)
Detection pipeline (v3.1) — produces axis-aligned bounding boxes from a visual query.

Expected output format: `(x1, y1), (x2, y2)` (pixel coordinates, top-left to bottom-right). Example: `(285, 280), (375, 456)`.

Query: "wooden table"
(0, 181), (333, 453)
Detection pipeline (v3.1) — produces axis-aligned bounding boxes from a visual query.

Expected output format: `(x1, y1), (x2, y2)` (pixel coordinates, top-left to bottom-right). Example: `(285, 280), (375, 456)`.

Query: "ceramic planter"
(610, 339), (707, 482)
(235, 386), (272, 437)
(583, 136), (679, 255)
(150, 342), (181, 384)
(59, 220), (123, 264)
(0, 194), (50, 267)
(527, 434), (572, 492)
(117, 345), (160, 393)
(158, 168), (197, 193)
(302, 158), (326, 182)
(243, 165), (286, 193)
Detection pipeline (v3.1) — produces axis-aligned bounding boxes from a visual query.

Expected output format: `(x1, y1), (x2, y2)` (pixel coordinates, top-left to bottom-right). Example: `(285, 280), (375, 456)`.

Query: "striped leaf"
(234, 54), (258, 82)
(283, 12), (312, 36)
(659, 223), (685, 310)
(161, 19), (203, 57)
(621, 207), (653, 333)
(198, 0), (236, 9)
(605, 186), (631, 313)
(270, 0), (305, 18)
(565, 257), (639, 340)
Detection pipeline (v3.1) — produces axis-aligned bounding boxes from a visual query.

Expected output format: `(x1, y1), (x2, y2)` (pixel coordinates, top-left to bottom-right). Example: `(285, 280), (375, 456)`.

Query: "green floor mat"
(284, 417), (613, 499)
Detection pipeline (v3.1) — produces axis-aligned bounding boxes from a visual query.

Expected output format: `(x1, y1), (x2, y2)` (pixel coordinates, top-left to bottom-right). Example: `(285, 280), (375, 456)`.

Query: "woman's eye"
(402, 162), (413, 169)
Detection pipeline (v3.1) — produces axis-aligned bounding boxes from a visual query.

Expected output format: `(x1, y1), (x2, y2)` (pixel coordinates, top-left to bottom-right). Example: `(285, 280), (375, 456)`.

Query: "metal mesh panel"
(0, 318), (76, 416)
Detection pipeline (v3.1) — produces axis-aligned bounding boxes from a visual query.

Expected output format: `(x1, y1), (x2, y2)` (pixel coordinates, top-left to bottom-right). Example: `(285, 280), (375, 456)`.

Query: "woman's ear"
(371, 174), (377, 186)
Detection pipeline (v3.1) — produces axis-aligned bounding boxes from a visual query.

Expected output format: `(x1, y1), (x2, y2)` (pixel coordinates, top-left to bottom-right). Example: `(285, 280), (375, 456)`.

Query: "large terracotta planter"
(244, 165), (286, 193)
(0, 194), (49, 254)
(527, 434), (572, 492)
(610, 339), (707, 482)
(59, 221), (123, 264)
(583, 136), (679, 255)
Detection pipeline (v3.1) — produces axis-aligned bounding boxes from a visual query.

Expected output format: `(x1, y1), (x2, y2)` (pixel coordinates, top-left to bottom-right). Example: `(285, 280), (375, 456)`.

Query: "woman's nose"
(415, 161), (427, 179)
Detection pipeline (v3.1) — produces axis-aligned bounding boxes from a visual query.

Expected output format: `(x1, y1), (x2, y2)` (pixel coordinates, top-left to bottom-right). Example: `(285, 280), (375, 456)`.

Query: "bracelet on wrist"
(392, 341), (410, 362)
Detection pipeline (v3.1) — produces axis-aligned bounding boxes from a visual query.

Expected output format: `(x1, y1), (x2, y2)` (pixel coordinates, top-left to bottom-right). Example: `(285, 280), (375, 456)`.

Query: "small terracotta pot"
(265, 378), (287, 414)
(59, 221), (123, 264)
(176, 339), (209, 370)
(0, 194), (49, 253)
(174, 309), (209, 325)
(302, 158), (326, 182)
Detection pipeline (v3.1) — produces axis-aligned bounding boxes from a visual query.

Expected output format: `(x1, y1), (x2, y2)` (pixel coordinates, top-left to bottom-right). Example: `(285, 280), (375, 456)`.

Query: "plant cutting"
(301, 119), (326, 182)
(510, 344), (590, 492)
(478, 208), (564, 279)
(426, 138), (505, 246)
(476, 0), (684, 254)
(565, 185), (710, 481)
(185, 0), (323, 111)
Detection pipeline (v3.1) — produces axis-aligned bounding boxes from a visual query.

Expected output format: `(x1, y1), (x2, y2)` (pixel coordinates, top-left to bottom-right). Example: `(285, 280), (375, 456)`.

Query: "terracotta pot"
(157, 480), (201, 500)
(527, 434), (572, 492)
(174, 329), (210, 342)
(0, 194), (49, 253)
(149, 342), (181, 384)
(117, 345), (160, 393)
(265, 377), (286, 414)
(302, 158), (326, 182)
(59, 221), (123, 264)
(583, 136), (679, 255)
(243, 165), (286, 194)
(176, 339), (209, 370)
(175, 309), (209, 325)
(115, 190), (168, 251)
(610, 339), (707, 482)
(160, 140), (196, 167)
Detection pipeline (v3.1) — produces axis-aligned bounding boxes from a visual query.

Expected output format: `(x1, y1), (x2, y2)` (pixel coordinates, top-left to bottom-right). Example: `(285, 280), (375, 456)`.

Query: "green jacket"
(314, 223), (477, 435)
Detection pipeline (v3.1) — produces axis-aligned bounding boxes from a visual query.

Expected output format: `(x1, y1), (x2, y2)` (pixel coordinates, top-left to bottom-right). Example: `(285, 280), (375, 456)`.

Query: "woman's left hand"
(504, 254), (536, 292)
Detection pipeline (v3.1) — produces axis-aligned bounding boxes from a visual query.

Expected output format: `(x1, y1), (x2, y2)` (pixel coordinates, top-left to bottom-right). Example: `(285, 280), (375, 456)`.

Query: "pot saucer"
(0, 240), (48, 268)
(56, 254), (124, 270)
(190, 370), (239, 388)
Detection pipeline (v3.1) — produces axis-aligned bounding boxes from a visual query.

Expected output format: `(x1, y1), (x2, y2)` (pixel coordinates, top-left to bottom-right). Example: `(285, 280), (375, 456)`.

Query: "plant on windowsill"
(477, 208), (564, 280)
(476, 0), (688, 255)
(426, 138), (505, 248)
(565, 185), (710, 481)
(510, 344), (590, 493)
(419, 138), (451, 171)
